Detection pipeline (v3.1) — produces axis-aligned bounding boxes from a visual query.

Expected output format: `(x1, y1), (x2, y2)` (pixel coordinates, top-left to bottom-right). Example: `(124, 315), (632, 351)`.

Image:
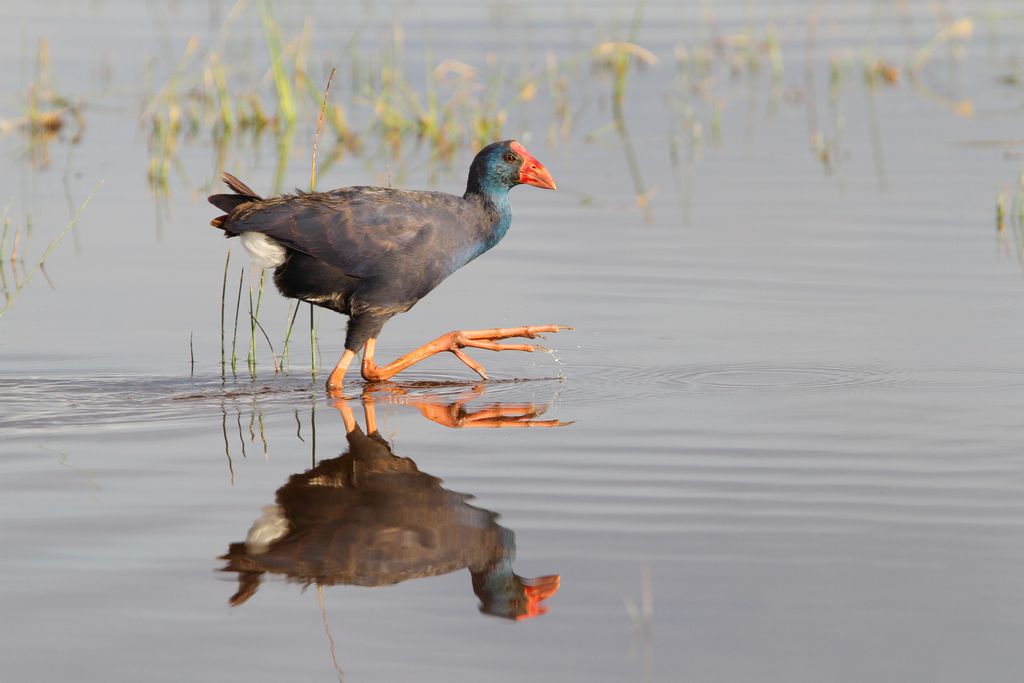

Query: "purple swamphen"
(209, 140), (568, 391)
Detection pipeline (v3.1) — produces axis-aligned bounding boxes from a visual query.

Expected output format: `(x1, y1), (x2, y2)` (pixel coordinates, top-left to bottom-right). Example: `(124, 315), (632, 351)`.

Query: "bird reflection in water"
(220, 386), (566, 620)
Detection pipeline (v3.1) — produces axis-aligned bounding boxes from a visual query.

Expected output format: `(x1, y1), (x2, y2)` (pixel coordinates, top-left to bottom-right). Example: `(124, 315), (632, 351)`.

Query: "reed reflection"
(220, 387), (566, 620)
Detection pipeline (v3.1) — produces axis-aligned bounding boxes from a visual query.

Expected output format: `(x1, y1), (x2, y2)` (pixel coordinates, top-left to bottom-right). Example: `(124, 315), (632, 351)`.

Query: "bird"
(208, 140), (569, 392)
(220, 395), (561, 619)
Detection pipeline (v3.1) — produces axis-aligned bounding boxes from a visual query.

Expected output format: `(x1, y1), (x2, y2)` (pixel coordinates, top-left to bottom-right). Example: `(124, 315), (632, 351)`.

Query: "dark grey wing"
(222, 187), (469, 281)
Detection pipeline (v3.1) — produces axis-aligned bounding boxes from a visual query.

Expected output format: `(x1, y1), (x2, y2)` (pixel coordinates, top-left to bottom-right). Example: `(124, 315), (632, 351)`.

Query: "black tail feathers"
(208, 172), (262, 229)
(220, 172), (259, 197)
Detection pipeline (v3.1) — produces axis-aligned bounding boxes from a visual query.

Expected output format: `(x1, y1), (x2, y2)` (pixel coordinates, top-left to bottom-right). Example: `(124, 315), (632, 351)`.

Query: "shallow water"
(3, 2), (1024, 681)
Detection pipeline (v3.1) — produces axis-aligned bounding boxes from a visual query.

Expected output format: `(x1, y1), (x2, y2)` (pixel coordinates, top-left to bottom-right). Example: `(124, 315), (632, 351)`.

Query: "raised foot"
(443, 325), (572, 380)
(359, 324), (572, 383)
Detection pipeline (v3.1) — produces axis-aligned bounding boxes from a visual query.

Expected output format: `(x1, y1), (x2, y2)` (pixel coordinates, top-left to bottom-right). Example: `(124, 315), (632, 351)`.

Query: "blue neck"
(466, 180), (513, 254)
(485, 188), (513, 249)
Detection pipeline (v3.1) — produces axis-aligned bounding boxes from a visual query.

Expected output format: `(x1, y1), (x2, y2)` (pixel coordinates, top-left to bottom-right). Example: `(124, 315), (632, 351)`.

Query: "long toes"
(469, 418), (570, 428)
(522, 419), (572, 428)
(461, 405), (540, 422)
(462, 325), (571, 341)
(529, 324), (572, 334)
(451, 348), (489, 380)
(463, 340), (539, 353)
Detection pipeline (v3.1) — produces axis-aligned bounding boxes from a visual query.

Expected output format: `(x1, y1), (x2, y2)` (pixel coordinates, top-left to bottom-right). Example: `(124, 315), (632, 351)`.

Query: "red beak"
(510, 141), (557, 190)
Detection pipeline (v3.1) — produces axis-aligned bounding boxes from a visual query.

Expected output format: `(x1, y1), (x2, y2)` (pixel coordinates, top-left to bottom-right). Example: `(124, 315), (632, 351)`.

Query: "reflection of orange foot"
(415, 401), (571, 428)
(352, 382), (572, 429)
(361, 325), (573, 382)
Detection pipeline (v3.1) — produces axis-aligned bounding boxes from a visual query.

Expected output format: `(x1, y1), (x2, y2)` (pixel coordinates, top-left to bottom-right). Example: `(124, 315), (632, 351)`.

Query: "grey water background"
(3, 1), (1024, 681)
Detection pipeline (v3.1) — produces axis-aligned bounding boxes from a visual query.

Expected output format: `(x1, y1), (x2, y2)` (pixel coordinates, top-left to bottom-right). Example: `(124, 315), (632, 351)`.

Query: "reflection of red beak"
(516, 574), (561, 621)
(510, 141), (557, 190)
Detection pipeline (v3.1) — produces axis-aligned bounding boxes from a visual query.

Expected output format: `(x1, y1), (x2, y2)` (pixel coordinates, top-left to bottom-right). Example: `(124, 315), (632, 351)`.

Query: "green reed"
(281, 300), (300, 368)
(591, 5), (658, 222)
(258, 0), (297, 129)
(220, 249), (230, 377)
(230, 267), (243, 373)
(246, 271), (263, 372)
(302, 67), (338, 380)
(141, 3), (552, 193)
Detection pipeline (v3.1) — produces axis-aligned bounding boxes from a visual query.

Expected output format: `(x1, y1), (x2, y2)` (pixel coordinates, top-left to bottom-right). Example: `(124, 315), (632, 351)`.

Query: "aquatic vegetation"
(591, 39), (659, 222)
(140, 3), (585, 200)
(909, 17), (975, 75)
(257, 0), (297, 130)
(624, 566), (653, 683)
(220, 250), (231, 373)
(0, 182), (102, 319)
(230, 267), (243, 373)
(142, 2), (883, 215)
(996, 172), (1024, 263)
(0, 39), (85, 170)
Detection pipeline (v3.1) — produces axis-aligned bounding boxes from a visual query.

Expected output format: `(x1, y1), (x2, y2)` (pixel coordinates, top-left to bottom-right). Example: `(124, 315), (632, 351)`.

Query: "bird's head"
(473, 571), (561, 621)
(468, 140), (557, 195)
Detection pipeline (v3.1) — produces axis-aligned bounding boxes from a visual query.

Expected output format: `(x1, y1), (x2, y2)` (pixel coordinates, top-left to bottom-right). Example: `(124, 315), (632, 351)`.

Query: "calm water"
(3, 2), (1024, 681)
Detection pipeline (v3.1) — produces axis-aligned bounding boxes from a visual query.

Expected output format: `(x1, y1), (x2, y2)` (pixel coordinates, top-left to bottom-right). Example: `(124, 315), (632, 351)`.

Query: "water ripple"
(562, 362), (1024, 402)
(0, 372), (568, 433)
(0, 374), (316, 432)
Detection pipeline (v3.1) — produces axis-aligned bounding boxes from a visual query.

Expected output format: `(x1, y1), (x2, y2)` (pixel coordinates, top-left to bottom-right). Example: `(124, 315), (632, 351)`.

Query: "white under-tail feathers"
(244, 504), (289, 554)
(239, 231), (287, 272)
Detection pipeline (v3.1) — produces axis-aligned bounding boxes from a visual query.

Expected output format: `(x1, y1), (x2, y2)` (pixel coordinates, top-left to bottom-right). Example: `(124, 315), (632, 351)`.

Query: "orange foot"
(361, 325), (573, 382)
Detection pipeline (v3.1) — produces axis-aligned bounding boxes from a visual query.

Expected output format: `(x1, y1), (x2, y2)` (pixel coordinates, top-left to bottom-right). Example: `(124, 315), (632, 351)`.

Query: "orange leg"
(360, 325), (571, 382)
(326, 349), (357, 396)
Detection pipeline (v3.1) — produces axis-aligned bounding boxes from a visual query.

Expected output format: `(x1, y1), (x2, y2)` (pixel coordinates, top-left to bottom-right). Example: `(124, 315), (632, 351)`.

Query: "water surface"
(3, 2), (1024, 681)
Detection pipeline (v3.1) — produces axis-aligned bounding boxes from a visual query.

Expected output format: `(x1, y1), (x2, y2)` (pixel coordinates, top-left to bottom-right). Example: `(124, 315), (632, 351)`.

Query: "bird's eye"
(503, 152), (517, 163)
